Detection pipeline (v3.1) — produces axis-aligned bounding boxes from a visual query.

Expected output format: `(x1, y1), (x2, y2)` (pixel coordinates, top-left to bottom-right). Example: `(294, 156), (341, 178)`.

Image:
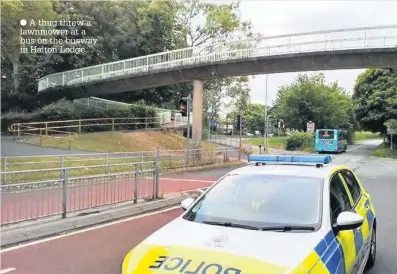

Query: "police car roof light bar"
(248, 155), (332, 167)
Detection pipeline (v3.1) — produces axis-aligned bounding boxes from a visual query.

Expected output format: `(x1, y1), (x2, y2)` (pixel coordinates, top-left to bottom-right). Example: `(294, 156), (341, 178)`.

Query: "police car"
(120, 155), (377, 274)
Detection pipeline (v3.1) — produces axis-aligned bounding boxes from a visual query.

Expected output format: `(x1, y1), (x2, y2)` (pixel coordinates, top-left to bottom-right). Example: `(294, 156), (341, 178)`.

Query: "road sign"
(209, 120), (217, 127)
(307, 121), (315, 133)
(387, 126), (396, 135)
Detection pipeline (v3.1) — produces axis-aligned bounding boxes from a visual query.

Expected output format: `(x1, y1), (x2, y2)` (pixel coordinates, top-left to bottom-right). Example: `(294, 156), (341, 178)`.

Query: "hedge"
(1, 98), (157, 133)
(285, 132), (314, 151)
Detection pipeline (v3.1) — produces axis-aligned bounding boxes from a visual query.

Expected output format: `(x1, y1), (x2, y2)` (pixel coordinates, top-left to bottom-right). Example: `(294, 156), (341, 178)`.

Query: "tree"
(353, 68), (397, 133)
(177, 0), (260, 122)
(272, 73), (356, 131)
(93, 0), (188, 106)
(1, 0), (186, 111)
(225, 76), (251, 114)
(1, 1), (57, 93)
(1, 0), (261, 116)
(243, 103), (265, 134)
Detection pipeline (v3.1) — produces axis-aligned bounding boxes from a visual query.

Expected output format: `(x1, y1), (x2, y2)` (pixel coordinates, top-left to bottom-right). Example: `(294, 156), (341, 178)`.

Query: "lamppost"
(182, 94), (191, 165)
(263, 74), (269, 153)
(239, 111), (242, 160)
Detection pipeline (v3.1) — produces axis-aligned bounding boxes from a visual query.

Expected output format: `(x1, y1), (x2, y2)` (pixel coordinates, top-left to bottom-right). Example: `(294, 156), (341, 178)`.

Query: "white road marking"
(0, 268), (16, 274)
(347, 145), (364, 152)
(0, 205), (181, 254)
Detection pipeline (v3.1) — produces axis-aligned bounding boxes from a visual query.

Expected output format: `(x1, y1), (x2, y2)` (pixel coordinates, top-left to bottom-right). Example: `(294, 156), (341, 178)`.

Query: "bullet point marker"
(20, 19), (27, 26)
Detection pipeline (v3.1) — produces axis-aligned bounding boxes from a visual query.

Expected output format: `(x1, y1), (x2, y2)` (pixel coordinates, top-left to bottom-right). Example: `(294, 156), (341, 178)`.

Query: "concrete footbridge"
(38, 25), (397, 147)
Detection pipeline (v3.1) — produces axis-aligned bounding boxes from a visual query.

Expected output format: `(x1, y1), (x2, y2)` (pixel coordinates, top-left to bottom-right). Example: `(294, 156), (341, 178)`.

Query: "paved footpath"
(1, 136), (92, 157)
(1, 175), (216, 225)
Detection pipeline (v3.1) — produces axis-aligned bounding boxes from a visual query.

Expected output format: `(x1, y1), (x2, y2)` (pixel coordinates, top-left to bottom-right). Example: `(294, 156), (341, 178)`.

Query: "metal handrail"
(7, 117), (166, 149)
(1, 160), (156, 175)
(8, 117), (162, 134)
(38, 25), (397, 92)
(0, 146), (235, 163)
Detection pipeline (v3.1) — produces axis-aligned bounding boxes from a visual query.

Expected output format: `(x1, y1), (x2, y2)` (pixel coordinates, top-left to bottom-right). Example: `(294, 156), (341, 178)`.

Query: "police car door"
(329, 171), (356, 274)
(339, 170), (371, 273)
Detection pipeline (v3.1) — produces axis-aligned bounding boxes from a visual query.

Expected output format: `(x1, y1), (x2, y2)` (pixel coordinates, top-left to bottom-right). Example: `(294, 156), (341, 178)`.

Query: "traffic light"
(236, 115), (241, 131)
(179, 99), (187, 116)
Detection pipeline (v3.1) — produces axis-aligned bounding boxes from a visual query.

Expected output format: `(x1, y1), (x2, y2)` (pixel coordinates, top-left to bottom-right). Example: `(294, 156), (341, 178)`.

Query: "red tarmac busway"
(1, 207), (183, 274)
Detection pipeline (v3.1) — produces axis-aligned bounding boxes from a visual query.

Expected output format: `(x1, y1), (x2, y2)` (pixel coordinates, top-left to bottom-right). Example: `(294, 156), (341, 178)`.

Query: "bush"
(286, 132), (314, 151)
(37, 99), (76, 121)
(1, 99), (158, 134)
(353, 131), (380, 142)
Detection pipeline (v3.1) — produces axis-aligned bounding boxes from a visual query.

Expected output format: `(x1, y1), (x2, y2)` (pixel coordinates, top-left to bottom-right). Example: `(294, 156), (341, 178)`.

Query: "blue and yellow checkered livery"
(293, 198), (375, 274)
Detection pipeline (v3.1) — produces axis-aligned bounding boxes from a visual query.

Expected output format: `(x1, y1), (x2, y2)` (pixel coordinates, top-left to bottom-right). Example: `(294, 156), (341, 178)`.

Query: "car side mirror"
(334, 211), (363, 232)
(181, 197), (195, 211)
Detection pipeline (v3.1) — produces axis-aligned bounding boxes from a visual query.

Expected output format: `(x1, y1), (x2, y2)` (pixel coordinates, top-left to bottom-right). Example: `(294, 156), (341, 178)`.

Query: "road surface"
(2, 140), (397, 274)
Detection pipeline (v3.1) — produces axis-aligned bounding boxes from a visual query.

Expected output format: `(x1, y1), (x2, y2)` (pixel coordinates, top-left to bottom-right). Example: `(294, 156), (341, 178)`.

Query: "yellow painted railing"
(8, 124), (78, 149)
(8, 117), (163, 149)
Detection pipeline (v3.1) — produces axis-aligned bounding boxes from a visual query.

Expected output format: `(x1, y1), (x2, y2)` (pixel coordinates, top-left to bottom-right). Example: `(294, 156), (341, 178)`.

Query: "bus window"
(338, 132), (347, 143)
(319, 130), (334, 139)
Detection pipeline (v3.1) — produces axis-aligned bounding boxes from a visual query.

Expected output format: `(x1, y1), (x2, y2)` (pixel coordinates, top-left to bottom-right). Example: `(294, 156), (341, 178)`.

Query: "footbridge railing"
(38, 25), (397, 92)
(74, 97), (179, 125)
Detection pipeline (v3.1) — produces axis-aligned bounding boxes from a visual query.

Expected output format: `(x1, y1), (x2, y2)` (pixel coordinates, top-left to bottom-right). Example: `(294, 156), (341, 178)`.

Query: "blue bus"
(315, 129), (347, 153)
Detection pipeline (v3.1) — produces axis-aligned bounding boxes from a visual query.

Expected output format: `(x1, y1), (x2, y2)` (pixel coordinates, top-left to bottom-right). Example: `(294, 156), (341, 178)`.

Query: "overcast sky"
(227, 1), (397, 107)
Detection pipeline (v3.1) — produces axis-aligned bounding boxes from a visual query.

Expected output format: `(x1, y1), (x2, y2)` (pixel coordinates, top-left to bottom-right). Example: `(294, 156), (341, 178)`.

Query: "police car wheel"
(365, 226), (376, 269)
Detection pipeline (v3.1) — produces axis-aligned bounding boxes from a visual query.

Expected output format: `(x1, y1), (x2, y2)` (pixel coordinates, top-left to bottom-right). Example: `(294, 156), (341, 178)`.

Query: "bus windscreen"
(319, 130), (334, 139)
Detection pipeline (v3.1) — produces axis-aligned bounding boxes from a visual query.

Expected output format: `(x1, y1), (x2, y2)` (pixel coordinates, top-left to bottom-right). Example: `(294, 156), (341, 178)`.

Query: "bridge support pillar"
(192, 80), (203, 159)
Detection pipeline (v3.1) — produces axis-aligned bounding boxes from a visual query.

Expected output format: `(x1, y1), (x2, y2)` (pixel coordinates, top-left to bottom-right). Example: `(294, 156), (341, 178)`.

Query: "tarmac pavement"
(1, 139), (396, 274)
(1, 136), (91, 157)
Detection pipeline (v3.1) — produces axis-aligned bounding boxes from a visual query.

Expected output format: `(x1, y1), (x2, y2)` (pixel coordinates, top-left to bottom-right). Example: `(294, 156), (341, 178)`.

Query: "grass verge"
(2, 152), (237, 184)
(371, 142), (397, 159)
(2, 157), (242, 186)
(247, 137), (288, 149)
(2, 131), (236, 184)
(26, 131), (218, 152)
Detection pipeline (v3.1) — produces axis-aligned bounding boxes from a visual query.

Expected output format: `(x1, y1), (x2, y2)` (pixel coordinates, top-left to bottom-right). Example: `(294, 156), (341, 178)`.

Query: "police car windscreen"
(184, 174), (322, 228)
(319, 130), (334, 139)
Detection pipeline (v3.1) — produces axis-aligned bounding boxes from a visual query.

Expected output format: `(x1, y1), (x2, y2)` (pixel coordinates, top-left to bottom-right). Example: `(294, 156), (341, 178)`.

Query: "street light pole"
(264, 74), (269, 154)
(239, 111), (242, 160)
(184, 94), (191, 165)
(187, 94), (191, 139)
